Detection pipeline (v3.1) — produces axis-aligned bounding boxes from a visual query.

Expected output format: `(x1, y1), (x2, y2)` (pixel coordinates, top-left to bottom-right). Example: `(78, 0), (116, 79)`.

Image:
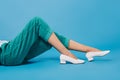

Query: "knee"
(32, 16), (44, 24)
(25, 16), (44, 31)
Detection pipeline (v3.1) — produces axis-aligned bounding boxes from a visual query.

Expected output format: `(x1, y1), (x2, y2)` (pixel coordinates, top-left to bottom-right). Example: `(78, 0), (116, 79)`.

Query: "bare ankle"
(62, 53), (78, 60)
(87, 48), (101, 52)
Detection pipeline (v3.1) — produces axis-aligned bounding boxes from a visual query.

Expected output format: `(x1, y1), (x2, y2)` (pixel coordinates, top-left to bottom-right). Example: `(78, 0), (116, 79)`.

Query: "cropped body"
(0, 17), (70, 66)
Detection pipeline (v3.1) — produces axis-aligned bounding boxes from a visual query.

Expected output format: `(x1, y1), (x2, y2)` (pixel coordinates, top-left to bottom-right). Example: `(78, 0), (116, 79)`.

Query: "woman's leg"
(0, 17), (77, 66)
(1, 17), (48, 65)
(68, 40), (101, 53)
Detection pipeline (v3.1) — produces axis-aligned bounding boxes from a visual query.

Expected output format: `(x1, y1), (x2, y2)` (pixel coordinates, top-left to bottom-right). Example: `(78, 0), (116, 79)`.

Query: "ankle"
(87, 48), (102, 52)
(62, 53), (78, 60)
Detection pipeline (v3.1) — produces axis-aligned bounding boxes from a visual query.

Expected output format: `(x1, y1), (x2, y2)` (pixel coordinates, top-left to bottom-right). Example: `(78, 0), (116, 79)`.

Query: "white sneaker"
(60, 54), (85, 64)
(86, 50), (110, 61)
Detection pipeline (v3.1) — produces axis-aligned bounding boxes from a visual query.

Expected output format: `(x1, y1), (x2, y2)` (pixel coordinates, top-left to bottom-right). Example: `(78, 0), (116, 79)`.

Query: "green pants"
(0, 17), (70, 66)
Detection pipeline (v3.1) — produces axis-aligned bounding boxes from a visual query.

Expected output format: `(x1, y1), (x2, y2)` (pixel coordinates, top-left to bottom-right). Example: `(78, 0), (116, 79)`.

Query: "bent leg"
(0, 17), (76, 66)
(0, 17), (54, 65)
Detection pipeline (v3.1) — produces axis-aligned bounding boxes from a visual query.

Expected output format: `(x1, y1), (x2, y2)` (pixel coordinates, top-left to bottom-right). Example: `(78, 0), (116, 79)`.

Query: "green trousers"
(0, 17), (70, 66)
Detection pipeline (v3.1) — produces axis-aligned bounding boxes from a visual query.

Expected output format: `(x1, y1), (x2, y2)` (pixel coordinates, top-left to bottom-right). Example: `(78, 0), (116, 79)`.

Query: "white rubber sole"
(60, 54), (85, 64)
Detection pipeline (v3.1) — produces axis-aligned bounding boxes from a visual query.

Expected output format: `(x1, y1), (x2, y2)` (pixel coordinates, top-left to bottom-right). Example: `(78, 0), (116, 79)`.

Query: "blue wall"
(0, 1), (120, 80)
(0, 0), (120, 50)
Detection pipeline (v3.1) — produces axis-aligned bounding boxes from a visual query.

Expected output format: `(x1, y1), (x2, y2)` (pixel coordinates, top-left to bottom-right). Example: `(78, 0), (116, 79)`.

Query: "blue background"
(0, 0), (120, 80)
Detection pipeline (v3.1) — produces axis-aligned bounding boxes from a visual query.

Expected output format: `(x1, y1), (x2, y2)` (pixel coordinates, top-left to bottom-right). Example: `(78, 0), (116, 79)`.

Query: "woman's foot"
(60, 54), (85, 64)
(86, 50), (110, 61)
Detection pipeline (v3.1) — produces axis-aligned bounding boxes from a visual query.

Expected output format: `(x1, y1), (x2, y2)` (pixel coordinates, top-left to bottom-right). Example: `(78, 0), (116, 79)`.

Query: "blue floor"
(0, 48), (120, 80)
(0, 0), (120, 80)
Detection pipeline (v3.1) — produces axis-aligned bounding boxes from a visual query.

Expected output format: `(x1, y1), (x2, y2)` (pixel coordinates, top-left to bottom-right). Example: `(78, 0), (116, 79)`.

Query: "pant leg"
(0, 17), (70, 66)
(24, 37), (52, 60)
(24, 32), (70, 61)
(0, 17), (54, 66)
